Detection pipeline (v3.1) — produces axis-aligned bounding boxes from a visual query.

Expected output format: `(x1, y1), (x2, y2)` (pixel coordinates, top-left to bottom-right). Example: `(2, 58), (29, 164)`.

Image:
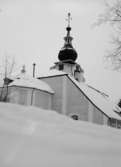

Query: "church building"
(0, 13), (121, 129)
(38, 13), (121, 129)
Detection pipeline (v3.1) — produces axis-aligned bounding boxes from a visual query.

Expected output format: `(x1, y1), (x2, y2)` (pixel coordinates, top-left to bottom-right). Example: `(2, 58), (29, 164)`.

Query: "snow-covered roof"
(37, 69), (67, 78)
(9, 77), (54, 94)
(68, 76), (121, 120)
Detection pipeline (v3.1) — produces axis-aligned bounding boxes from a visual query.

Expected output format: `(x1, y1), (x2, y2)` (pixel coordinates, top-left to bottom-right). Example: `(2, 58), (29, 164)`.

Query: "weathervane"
(66, 12), (72, 27)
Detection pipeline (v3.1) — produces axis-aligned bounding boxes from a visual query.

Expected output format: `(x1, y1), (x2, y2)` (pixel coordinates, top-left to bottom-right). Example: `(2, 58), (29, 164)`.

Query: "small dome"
(58, 46), (78, 63)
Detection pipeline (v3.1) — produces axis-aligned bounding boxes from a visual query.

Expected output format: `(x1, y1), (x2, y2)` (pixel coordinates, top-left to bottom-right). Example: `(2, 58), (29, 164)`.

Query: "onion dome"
(58, 13), (78, 63)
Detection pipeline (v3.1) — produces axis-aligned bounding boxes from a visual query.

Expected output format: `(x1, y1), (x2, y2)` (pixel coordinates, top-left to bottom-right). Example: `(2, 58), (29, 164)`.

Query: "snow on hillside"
(0, 103), (121, 167)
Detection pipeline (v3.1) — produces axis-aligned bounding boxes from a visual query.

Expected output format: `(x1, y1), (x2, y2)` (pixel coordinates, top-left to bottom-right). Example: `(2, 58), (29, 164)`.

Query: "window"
(75, 77), (79, 81)
(116, 120), (121, 129)
(108, 118), (116, 128)
(59, 64), (64, 71)
(76, 65), (80, 72)
(118, 99), (121, 108)
(71, 114), (79, 120)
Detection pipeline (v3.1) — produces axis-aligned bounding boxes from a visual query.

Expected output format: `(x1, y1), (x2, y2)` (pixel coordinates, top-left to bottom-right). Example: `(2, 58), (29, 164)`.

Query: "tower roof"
(58, 13), (78, 63)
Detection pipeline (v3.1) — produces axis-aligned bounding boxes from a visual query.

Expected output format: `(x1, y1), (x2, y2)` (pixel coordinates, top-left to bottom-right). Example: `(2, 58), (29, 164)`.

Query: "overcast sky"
(0, 0), (121, 101)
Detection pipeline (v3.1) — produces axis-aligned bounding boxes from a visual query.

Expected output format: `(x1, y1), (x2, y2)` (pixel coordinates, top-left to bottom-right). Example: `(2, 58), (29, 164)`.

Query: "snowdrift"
(0, 102), (121, 167)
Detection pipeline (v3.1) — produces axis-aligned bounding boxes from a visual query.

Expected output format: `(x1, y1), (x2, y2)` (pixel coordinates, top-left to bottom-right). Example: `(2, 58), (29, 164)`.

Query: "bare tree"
(0, 55), (16, 102)
(96, 0), (121, 70)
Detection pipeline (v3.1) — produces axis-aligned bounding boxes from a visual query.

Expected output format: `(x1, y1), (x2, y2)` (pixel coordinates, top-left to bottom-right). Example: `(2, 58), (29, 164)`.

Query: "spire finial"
(65, 13), (73, 44)
(58, 13), (78, 63)
(66, 12), (72, 27)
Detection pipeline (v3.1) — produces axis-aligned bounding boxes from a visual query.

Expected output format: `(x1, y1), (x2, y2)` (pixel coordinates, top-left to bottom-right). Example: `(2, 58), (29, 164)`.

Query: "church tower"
(51, 13), (85, 82)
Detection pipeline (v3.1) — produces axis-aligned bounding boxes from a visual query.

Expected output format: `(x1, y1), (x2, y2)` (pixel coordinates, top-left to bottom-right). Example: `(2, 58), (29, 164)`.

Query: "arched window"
(71, 114), (79, 120)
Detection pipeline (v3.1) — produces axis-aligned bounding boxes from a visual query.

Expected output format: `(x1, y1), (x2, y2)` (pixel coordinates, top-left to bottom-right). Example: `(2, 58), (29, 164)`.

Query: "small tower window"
(75, 77), (79, 82)
(59, 64), (64, 71)
(71, 114), (79, 120)
(118, 99), (121, 108)
(76, 65), (80, 72)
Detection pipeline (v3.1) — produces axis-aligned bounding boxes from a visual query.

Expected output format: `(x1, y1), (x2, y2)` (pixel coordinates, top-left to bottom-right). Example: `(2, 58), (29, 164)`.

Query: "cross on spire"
(66, 12), (72, 27)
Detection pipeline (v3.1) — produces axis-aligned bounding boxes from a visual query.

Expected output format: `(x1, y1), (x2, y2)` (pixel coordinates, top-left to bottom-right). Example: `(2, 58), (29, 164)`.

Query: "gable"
(68, 76), (121, 120)
(38, 73), (121, 121)
(65, 76), (89, 121)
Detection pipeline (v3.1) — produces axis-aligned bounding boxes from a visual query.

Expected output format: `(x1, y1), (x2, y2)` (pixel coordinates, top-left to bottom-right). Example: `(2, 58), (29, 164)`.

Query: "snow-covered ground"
(0, 103), (121, 167)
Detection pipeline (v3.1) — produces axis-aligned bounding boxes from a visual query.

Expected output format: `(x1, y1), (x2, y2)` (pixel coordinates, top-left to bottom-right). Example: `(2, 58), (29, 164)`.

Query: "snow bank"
(0, 102), (121, 167)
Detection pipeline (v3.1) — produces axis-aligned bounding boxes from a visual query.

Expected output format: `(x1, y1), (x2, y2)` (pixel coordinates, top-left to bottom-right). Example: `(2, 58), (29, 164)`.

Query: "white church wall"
(88, 102), (94, 122)
(7, 87), (20, 104)
(66, 77), (89, 121)
(91, 106), (106, 125)
(86, 97), (108, 125)
(6, 86), (53, 110)
(61, 76), (67, 115)
(103, 114), (108, 125)
(33, 90), (52, 110)
(40, 75), (89, 120)
(40, 76), (63, 113)
(88, 101), (108, 125)
(18, 88), (28, 105)
(8, 87), (29, 105)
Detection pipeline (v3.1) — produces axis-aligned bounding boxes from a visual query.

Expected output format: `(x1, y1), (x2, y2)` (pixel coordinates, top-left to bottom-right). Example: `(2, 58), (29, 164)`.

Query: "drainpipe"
(33, 63), (36, 78)
(31, 88), (34, 106)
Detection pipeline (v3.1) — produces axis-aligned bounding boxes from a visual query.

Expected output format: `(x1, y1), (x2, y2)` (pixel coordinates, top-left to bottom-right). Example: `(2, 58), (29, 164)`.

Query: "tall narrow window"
(118, 99), (121, 108)
(59, 64), (64, 70)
